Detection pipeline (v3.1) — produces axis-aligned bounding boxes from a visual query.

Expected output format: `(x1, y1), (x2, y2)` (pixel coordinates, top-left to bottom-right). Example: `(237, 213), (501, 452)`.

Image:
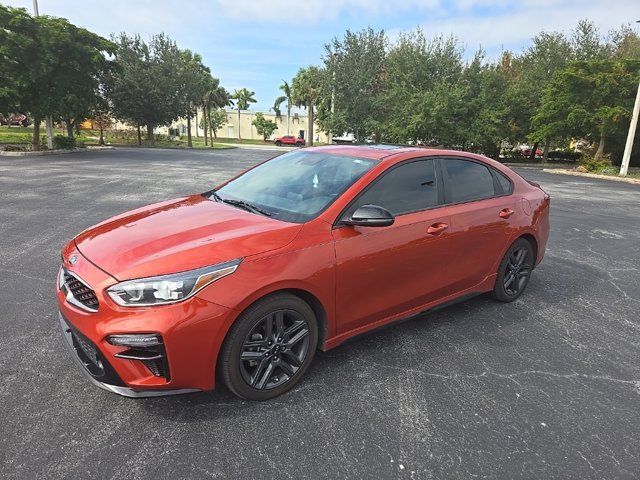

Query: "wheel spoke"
(254, 360), (274, 389)
(241, 350), (264, 361)
(284, 320), (305, 340)
(277, 358), (296, 377)
(282, 349), (302, 367)
(515, 248), (527, 267)
(264, 315), (273, 341)
(243, 339), (267, 348)
(504, 271), (516, 289)
(286, 328), (309, 348)
(275, 311), (285, 338)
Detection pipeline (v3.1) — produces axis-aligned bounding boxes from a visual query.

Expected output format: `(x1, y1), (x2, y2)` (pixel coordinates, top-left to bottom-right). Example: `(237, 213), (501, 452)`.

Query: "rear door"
(332, 158), (453, 334)
(438, 157), (517, 292)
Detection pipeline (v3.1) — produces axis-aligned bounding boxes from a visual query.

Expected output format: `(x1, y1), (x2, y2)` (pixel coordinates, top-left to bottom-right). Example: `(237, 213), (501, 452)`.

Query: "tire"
(492, 238), (535, 302)
(219, 293), (318, 401)
(295, 142), (303, 147)
(275, 141), (282, 146)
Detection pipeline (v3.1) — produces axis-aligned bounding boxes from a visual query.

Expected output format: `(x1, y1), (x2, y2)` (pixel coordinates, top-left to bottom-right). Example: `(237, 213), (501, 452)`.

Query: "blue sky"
(4, 0), (638, 111)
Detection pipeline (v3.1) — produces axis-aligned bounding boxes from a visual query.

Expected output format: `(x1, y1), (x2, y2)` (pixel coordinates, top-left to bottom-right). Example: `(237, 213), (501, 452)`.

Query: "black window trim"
(333, 157), (445, 228)
(436, 156), (514, 207)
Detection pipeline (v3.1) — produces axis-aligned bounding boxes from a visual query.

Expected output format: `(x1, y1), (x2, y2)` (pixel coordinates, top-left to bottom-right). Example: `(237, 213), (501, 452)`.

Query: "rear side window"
(495, 171), (513, 195)
(443, 159), (495, 203)
(347, 159), (438, 216)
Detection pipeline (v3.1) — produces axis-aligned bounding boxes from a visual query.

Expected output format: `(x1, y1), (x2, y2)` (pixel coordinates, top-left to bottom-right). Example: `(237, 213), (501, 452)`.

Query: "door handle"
(499, 208), (514, 219)
(427, 223), (448, 235)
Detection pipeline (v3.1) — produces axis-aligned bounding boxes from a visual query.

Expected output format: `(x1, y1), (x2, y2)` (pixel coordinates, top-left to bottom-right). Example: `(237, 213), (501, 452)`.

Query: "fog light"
(106, 334), (162, 348)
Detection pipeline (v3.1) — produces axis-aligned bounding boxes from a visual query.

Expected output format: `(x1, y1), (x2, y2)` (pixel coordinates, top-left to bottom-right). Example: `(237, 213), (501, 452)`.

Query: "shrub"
(580, 155), (609, 173)
(53, 135), (76, 149)
(3, 144), (27, 151)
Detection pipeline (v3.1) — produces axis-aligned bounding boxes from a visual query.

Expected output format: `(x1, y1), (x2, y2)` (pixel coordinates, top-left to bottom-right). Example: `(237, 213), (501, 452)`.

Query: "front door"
(332, 159), (452, 334)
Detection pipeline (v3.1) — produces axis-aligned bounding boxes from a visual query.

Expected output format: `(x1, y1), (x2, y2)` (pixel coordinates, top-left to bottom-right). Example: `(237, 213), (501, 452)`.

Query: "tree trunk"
(210, 107), (215, 140)
(146, 124), (154, 144)
(99, 127), (104, 146)
(542, 138), (550, 163)
(307, 102), (314, 147)
(529, 141), (539, 160)
(195, 108), (199, 138)
(237, 109), (241, 139)
(32, 113), (41, 151)
(187, 114), (193, 148)
(66, 119), (74, 138)
(287, 104), (291, 135)
(595, 132), (606, 160)
(203, 105), (209, 146)
(137, 124), (142, 146)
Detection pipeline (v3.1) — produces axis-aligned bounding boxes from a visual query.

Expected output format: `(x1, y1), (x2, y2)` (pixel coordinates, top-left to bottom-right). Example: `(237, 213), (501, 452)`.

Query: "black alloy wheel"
(219, 293), (318, 400)
(493, 238), (534, 302)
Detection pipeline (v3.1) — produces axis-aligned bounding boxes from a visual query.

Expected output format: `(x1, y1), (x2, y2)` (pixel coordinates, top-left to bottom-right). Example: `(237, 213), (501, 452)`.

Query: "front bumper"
(59, 312), (199, 398)
(57, 243), (237, 397)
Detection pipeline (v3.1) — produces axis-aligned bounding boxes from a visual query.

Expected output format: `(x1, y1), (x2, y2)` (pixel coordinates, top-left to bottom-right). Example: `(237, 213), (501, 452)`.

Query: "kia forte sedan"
(57, 145), (549, 400)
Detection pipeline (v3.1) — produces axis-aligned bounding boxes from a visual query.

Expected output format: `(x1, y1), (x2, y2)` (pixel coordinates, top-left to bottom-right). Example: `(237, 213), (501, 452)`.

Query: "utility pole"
(620, 77), (640, 176)
(32, 0), (54, 150)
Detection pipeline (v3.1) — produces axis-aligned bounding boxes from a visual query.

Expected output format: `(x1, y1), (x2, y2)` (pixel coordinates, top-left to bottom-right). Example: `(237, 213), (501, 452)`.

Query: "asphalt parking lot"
(1, 147), (639, 479)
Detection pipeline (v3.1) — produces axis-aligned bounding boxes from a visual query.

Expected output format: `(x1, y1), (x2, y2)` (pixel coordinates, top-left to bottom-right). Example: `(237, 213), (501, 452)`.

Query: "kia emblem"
(69, 255), (78, 265)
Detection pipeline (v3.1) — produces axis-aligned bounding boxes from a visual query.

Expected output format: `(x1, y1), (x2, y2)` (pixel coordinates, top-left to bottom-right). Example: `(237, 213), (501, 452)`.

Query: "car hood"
(74, 195), (302, 280)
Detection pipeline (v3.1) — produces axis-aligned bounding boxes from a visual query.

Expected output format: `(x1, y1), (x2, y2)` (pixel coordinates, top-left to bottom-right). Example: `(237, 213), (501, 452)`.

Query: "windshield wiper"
(213, 195), (271, 217)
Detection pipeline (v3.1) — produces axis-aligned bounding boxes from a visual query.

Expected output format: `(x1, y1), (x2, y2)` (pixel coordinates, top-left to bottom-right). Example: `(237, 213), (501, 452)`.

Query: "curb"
(542, 168), (640, 185)
(0, 146), (114, 157)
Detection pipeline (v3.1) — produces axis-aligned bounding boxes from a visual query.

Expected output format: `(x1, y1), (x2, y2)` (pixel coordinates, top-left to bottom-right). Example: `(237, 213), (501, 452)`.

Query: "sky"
(3, 0), (639, 111)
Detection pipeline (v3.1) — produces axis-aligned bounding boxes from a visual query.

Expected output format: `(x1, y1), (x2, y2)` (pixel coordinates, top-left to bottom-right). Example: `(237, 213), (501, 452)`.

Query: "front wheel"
(295, 142), (303, 147)
(492, 238), (534, 302)
(275, 141), (282, 146)
(219, 293), (318, 400)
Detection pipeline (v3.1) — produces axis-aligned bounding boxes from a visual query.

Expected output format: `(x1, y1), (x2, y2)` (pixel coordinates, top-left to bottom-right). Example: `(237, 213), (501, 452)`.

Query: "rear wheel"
(275, 141), (282, 146)
(295, 141), (303, 147)
(492, 238), (534, 302)
(219, 293), (318, 400)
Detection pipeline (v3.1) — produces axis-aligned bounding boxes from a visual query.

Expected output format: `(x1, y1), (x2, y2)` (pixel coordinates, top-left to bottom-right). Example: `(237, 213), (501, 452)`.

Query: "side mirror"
(343, 204), (395, 227)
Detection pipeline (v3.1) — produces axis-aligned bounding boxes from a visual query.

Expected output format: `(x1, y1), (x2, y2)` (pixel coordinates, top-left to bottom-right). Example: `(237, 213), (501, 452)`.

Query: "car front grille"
(60, 267), (99, 312)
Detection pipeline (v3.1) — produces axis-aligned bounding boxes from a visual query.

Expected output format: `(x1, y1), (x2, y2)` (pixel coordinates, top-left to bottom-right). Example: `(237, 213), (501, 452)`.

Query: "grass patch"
(0, 126), (234, 150)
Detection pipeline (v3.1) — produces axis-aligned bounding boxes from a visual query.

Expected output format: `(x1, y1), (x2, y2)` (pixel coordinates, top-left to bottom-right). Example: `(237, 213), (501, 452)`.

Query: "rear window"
(444, 159), (495, 203)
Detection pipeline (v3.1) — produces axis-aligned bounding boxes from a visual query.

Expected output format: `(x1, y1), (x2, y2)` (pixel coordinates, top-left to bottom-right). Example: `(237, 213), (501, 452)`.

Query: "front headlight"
(106, 259), (241, 307)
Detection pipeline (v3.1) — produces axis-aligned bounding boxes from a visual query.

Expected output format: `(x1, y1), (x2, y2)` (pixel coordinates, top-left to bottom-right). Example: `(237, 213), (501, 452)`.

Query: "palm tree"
(291, 67), (322, 146)
(203, 84), (231, 144)
(272, 95), (286, 119)
(230, 88), (257, 139)
(279, 81), (292, 135)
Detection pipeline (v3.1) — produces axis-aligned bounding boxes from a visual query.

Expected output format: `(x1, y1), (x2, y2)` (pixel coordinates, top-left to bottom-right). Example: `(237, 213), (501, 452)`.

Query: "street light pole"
(32, 0), (54, 150)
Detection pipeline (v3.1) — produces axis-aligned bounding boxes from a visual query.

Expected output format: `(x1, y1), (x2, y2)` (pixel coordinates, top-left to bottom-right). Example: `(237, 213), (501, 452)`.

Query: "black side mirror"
(343, 204), (395, 227)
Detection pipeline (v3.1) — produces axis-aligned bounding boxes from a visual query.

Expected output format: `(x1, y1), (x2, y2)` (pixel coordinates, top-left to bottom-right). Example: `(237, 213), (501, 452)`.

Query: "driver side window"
(345, 159), (438, 217)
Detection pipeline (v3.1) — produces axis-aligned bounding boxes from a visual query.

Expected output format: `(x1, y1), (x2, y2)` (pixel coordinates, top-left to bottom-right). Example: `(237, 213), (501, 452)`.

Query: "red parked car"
(57, 145), (550, 400)
(274, 135), (304, 147)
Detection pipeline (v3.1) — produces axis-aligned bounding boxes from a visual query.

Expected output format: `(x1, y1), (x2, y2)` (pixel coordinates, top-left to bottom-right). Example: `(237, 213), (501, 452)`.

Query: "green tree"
(202, 82), (230, 145)
(178, 50), (212, 147)
(0, 6), (114, 149)
(230, 88), (256, 139)
(105, 33), (192, 144)
(252, 112), (278, 141)
(533, 59), (640, 162)
(279, 81), (293, 134)
(291, 66), (323, 146)
(321, 28), (387, 141)
(272, 95), (286, 118)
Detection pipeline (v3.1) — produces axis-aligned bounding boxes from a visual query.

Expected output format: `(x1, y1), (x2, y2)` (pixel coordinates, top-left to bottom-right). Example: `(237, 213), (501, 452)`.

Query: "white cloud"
(211, 0), (442, 23)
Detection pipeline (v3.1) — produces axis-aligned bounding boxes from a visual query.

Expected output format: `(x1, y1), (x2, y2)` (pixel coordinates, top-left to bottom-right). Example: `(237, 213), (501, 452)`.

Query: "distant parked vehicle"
(274, 135), (304, 147)
(521, 147), (542, 158)
(0, 114), (30, 127)
(546, 150), (581, 162)
(332, 133), (355, 144)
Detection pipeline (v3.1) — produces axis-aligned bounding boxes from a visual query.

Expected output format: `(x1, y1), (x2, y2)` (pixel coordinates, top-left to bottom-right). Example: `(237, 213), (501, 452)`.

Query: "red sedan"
(57, 145), (550, 400)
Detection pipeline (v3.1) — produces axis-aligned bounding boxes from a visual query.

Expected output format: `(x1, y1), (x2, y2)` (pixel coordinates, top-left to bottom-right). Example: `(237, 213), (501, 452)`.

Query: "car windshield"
(212, 150), (378, 223)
